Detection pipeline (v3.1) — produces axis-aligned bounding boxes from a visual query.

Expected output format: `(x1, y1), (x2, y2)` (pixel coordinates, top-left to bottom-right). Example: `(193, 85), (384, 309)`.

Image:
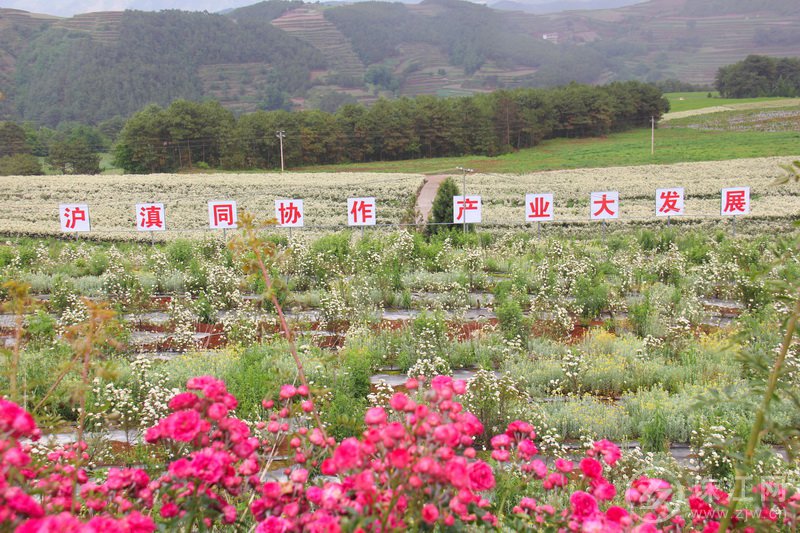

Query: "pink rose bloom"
(186, 375), (216, 390)
(0, 399), (39, 439)
(452, 379), (467, 395)
(390, 393), (409, 411)
(256, 515), (293, 533)
(505, 420), (535, 438)
(591, 439), (621, 466)
(543, 472), (567, 490)
(389, 448), (411, 469)
(580, 457), (603, 479)
(301, 400), (314, 413)
(591, 479), (617, 501)
(206, 402), (228, 420)
(364, 407), (387, 425)
(5, 486), (44, 518)
(555, 458), (574, 473)
(163, 409), (203, 442)
(332, 437), (360, 471)
(517, 438), (538, 458)
(422, 504), (440, 524)
(460, 412), (483, 436)
(279, 385), (297, 399)
(405, 377), (419, 390)
(491, 449), (510, 462)
(167, 392), (198, 411)
(570, 491), (599, 520)
(606, 505), (630, 524)
(531, 459), (548, 478)
(468, 460), (496, 491)
(490, 434), (512, 449)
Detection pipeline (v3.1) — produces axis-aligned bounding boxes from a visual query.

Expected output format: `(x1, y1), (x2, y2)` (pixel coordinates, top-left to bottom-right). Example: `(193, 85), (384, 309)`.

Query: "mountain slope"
(1, 0), (799, 125)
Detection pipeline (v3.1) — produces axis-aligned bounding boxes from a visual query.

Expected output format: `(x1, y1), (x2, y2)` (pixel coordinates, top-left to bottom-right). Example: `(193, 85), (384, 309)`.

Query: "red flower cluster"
(3, 376), (800, 531)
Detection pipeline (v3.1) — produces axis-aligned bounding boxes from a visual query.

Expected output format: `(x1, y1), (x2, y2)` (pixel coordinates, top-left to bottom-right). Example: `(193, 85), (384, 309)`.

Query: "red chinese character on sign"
(455, 197), (479, 222)
(139, 205), (164, 229)
(213, 204), (235, 226)
(279, 202), (302, 225)
(64, 206), (86, 230)
(723, 190), (747, 213)
(658, 190), (681, 214)
(592, 194), (616, 217)
(528, 197), (551, 219)
(350, 200), (373, 224)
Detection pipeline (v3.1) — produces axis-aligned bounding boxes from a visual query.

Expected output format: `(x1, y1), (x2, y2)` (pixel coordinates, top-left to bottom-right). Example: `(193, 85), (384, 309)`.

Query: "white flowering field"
(0, 156), (798, 238)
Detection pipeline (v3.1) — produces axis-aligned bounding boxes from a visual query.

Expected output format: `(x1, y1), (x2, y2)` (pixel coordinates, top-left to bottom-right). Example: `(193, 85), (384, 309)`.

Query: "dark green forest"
(111, 81), (668, 173)
(13, 8), (324, 126)
(715, 55), (800, 98)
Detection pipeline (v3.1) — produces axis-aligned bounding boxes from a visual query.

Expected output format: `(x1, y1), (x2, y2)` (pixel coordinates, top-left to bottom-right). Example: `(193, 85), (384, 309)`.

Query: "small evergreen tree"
(426, 177), (460, 236)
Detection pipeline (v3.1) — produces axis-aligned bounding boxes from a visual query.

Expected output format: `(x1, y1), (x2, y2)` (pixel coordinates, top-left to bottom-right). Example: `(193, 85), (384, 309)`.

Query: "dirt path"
(415, 174), (449, 223)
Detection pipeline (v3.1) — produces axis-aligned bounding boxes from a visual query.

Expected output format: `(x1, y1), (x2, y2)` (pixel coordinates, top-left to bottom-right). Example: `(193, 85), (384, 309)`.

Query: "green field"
(664, 92), (789, 113)
(295, 127), (800, 174)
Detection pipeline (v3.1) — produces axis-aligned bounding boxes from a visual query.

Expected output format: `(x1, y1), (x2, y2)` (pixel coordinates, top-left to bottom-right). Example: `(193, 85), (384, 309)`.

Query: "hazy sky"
(2, 0), (619, 17)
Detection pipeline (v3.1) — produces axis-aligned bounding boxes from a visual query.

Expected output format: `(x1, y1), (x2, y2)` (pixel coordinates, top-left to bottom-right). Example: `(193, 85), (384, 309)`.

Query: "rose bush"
(2, 378), (799, 531)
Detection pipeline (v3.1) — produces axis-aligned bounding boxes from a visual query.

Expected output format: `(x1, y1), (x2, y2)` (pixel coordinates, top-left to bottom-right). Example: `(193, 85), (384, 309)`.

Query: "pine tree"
(426, 177), (460, 236)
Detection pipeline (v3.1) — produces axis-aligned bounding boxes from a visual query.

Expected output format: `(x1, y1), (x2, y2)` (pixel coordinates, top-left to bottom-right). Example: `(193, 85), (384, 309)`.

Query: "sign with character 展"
(721, 187), (750, 216)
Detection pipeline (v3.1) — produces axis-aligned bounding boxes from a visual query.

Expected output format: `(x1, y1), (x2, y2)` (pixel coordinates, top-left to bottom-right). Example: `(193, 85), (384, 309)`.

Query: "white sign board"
(136, 203), (166, 231)
(525, 193), (554, 222)
(721, 187), (750, 216)
(590, 191), (619, 220)
(453, 195), (482, 223)
(275, 199), (304, 228)
(348, 197), (376, 226)
(208, 200), (238, 229)
(655, 188), (685, 217)
(60, 204), (91, 232)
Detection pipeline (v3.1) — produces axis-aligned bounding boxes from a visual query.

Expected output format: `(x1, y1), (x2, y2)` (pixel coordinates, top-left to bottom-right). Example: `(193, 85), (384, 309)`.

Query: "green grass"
(295, 127), (800, 174)
(665, 92), (793, 113)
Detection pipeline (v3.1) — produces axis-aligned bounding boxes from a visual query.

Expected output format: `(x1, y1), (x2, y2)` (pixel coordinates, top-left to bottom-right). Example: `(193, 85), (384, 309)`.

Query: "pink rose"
(570, 491), (599, 520)
(422, 504), (440, 524)
(580, 457), (603, 479)
(364, 407), (387, 425)
(163, 409), (203, 442)
(468, 460), (495, 491)
(279, 385), (297, 399)
(332, 437), (360, 471)
(555, 458), (574, 473)
(206, 402), (228, 420)
(167, 392), (198, 411)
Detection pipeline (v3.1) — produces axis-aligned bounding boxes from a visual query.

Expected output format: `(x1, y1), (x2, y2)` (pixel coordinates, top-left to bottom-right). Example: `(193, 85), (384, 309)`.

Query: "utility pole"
(651, 116), (655, 155)
(276, 130), (286, 172)
(456, 166), (474, 234)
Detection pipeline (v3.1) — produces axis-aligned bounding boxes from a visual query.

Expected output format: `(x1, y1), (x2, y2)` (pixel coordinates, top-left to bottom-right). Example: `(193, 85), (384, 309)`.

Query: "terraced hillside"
(2, 0), (799, 124)
(52, 11), (122, 44)
(271, 7), (365, 83)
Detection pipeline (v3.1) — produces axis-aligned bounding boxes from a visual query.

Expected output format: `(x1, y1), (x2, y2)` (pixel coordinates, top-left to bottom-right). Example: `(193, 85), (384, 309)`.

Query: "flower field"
(1, 206), (800, 530)
(1, 156), (798, 238)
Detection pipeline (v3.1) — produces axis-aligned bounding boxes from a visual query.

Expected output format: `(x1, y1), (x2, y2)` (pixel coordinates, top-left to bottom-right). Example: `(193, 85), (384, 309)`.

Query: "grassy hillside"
(300, 128), (800, 174)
